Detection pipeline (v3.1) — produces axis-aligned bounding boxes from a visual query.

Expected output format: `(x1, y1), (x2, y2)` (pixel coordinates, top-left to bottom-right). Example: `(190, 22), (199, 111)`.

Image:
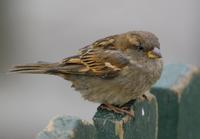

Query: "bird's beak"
(147, 47), (162, 59)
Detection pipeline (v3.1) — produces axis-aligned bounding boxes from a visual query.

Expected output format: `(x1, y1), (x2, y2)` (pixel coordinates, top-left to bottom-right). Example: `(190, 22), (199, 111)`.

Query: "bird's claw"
(100, 104), (134, 117)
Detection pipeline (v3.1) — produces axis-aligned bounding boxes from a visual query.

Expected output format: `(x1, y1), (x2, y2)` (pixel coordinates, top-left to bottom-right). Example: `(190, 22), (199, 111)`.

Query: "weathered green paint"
(151, 64), (200, 139)
(177, 75), (200, 139)
(93, 93), (158, 139)
(151, 88), (179, 139)
(37, 94), (158, 139)
(36, 115), (96, 139)
(37, 64), (200, 139)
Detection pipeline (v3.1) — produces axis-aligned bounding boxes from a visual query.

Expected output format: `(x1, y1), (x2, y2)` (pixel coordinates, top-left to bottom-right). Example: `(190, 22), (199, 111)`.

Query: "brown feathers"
(11, 31), (161, 79)
(10, 31), (163, 106)
(9, 62), (58, 74)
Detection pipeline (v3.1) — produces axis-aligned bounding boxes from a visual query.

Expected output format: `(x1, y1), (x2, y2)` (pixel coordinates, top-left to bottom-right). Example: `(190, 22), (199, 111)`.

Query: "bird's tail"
(9, 61), (59, 74)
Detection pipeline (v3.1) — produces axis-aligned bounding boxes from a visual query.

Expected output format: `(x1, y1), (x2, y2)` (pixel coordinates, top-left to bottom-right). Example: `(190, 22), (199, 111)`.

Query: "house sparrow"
(10, 31), (163, 116)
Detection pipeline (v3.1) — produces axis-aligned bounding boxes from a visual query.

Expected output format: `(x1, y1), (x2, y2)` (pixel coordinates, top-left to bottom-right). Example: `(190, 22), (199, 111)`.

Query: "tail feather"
(10, 62), (58, 74)
(9, 61), (85, 75)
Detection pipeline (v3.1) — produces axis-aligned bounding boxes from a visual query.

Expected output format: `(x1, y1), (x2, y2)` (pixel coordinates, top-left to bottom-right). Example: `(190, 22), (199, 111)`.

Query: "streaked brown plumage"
(10, 31), (163, 116)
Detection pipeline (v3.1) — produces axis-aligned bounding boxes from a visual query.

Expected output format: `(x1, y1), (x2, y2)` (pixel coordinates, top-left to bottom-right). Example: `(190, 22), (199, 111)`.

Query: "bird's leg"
(100, 103), (134, 117)
(139, 92), (153, 101)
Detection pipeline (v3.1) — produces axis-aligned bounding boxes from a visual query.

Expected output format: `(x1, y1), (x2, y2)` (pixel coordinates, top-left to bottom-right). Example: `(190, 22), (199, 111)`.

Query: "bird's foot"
(100, 104), (134, 117)
(139, 92), (153, 102)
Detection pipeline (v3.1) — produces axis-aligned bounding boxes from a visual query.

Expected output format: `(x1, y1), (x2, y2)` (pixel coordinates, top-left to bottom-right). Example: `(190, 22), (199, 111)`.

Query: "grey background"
(0, 0), (199, 139)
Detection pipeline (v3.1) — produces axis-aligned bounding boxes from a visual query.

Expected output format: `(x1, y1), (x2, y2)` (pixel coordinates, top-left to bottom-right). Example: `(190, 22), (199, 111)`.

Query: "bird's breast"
(71, 60), (162, 105)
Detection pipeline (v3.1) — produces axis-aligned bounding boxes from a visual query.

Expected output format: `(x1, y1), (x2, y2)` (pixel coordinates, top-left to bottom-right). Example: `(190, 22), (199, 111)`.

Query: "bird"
(10, 31), (163, 116)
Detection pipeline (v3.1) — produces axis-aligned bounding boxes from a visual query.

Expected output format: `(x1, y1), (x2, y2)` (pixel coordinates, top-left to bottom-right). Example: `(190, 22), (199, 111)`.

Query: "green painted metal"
(36, 115), (96, 139)
(93, 94), (158, 139)
(178, 75), (200, 139)
(37, 64), (200, 139)
(151, 64), (200, 139)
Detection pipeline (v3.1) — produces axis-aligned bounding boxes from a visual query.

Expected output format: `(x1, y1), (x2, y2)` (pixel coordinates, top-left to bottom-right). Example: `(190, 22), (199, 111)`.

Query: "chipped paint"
(115, 121), (124, 139)
(103, 119), (107, 126)
(142, 108), (145, 116)
(46, 121), (54, 132)
(171, 65), (200, 102)
(67, 130), (75, 139)
(124, 114), (133, 123)
(114, 114), (132, 139)
(81, 119), (92, 126)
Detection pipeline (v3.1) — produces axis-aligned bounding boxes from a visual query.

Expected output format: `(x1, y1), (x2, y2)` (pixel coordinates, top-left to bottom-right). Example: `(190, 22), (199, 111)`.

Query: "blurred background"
(0, 0), (199, 139)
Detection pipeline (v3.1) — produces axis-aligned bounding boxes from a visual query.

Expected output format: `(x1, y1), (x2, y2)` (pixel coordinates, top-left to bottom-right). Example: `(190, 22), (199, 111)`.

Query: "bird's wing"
(62, 36), (129, 78)
(10, 35), (129, 78)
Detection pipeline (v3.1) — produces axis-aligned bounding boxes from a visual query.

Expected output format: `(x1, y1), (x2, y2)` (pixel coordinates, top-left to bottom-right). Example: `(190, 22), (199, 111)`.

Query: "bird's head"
(116, 31), (162, 61)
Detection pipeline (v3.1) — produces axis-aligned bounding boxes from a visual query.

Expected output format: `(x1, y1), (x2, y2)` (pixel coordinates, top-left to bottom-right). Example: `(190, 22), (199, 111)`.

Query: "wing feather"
(61, 35), (129, 78)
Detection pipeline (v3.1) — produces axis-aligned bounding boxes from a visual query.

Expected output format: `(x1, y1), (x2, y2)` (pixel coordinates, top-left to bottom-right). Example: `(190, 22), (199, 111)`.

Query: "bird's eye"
(137, 45), (145, 51)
